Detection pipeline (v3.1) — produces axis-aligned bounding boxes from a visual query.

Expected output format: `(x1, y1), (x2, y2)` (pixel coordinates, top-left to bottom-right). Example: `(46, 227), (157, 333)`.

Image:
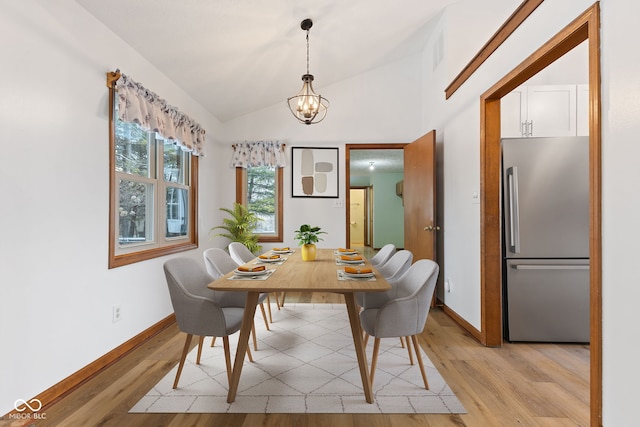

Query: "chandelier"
(287, 19), (329, 125)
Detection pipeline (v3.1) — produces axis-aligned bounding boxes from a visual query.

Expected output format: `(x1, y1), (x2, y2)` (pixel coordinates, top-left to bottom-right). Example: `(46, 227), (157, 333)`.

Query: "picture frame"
(291, 147), (339, 198)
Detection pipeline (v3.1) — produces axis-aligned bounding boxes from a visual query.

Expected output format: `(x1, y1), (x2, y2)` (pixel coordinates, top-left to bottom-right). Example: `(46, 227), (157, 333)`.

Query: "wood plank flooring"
(24, 292), (589, 427)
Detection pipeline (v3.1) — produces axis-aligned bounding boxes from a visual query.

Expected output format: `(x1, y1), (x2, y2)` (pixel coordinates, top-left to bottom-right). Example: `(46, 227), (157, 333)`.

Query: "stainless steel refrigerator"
(502, 136), (590, 342)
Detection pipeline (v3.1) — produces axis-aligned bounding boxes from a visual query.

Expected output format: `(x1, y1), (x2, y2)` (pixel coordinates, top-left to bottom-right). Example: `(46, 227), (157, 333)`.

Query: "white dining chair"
(203, 248), (271, 350)
(228, 242), (256, 265)
(368, 243), (396, 268)
(359, 259), (439, 389)
(377, 249), (413, 281)
(228, 242), (279, 319)
(356, 250), (413, 310)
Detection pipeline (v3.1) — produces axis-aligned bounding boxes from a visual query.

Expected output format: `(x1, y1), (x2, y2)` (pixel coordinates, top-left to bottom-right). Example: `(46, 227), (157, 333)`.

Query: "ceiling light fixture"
(287, 19), (329, 125)
(369, 162), (375, 171)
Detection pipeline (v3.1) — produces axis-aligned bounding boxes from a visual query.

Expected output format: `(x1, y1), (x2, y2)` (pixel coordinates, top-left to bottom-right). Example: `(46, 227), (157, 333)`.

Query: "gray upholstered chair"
(356, 250), (413, 309)
(377, 249), (413, 281)
(359, 259), (439, 389)
(163, 257), (252, 389)
(203, 248), (270, 350)
(367, 243), (396, 268)
(228, 242), (279, 319)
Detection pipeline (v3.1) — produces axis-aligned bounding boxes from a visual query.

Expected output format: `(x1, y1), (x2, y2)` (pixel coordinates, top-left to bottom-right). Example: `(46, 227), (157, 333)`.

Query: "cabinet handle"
(506, 167), (520, 253)
(529, 120), (533, 136)
(511, 264), (589, 270)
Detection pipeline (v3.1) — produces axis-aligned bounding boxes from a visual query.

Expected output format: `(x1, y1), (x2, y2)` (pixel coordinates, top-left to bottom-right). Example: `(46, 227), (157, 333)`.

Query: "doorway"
(345, 144), (406, 251)
(479, 4), (601, 422)
(349, 187), (371, 249)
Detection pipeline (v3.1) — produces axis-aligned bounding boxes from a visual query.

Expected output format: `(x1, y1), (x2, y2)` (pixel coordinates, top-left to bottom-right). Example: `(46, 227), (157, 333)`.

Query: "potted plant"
(293, 224), (326, 261)
(210, 203), (261, 253)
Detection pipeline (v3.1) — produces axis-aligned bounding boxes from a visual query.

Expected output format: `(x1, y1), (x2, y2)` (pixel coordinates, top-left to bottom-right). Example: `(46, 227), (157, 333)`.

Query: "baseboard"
(442, 304), (483, 343)
(5, 313), (176, 417)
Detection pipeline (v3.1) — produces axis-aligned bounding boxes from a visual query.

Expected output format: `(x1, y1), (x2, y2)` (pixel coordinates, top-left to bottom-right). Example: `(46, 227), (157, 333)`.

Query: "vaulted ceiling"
(76, 0), (458, 122)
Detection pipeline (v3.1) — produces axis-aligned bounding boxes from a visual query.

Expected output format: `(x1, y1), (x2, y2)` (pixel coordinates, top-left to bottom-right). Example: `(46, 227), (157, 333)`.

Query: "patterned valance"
(230, 141), (286, 168)
(115, 73), (206, 156)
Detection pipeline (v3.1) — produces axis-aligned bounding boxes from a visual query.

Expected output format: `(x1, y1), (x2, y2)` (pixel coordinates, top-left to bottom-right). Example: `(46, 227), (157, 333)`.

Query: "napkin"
(338, 248), (356, 253)
(344, 266), (373, 274)
(259, 254), (281, 259)
(273, 247), (290, 251)
(340, 255), (363, 261)
(237, 265), (266, 272)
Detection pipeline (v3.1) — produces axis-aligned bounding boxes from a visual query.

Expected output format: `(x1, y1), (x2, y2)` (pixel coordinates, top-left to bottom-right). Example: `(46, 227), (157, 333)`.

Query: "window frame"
(236, 166), (283, 242)
(108, 83), (198, 269)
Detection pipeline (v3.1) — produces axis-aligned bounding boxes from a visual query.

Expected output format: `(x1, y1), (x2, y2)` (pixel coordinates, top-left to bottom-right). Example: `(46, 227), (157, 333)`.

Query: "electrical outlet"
(333, 199), (343, 208)
(445, 278), (453, 293)
(112, 305), (122, 323)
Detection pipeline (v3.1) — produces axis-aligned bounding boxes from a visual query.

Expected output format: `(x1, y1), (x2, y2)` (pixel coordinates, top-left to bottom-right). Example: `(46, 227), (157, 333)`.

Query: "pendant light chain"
(306, 30), (310, 75)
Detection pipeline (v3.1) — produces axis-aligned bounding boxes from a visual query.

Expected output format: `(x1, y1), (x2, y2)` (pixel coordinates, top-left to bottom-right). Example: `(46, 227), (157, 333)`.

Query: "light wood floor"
(30, 292), (589, 427)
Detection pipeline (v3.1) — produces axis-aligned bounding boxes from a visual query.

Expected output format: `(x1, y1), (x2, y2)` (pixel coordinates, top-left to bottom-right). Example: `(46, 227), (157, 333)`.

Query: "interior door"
(404, 130), (437, 261)
(349, 188), (366, 247)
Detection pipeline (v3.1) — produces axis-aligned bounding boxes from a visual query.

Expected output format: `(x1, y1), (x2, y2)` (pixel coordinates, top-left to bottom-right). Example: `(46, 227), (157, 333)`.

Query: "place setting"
(334, 247), (358, 256)
(228, 264), (274, 280)
(337, 265), (376, 281)
(334, 247), (366, 266)
(255, 253), (287, 265)
(271, 246), (295, 255)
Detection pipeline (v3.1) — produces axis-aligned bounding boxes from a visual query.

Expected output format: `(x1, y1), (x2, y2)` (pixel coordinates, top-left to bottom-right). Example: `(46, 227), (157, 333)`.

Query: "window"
(236, 166), (283, 242)
(109, 112), (198, 268)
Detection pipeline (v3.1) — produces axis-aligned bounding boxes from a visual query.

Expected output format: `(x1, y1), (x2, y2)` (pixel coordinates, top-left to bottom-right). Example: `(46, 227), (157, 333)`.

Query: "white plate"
(339, 258), (365, 264)
(257, 257), (283, 263)
(233, 268), (270, 276)
(343, 271), (375, 278)
(272, 249), (293, 254)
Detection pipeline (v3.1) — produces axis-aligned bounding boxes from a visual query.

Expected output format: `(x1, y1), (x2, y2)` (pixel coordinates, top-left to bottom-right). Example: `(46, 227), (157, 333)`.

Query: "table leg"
(343, 292), (374, 403)
(227, 291), (260, 403)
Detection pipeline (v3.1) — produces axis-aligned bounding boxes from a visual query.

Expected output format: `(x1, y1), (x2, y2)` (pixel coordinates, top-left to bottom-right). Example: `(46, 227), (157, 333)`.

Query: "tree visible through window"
(237, 166), (283, 241)
(247, 166), (276, 233)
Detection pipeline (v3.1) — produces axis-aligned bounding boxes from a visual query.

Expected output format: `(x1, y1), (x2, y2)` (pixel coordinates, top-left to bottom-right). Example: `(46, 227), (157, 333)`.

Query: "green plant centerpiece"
(210, 202), (261, 253)
(293, 224), (326, 261)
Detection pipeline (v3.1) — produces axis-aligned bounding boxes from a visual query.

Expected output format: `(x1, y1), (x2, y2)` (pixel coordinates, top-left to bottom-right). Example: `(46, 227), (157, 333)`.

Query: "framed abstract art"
(291, 147), (339, 198)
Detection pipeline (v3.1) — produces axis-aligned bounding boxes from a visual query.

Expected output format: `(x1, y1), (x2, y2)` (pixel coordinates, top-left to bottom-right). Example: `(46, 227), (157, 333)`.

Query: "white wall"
(599, 2), (640, 424)
(0, 0), (225, 414)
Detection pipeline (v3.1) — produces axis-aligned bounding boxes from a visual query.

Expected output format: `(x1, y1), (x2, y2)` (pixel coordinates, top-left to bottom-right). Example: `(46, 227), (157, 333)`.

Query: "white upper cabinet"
(576, 84), (589, 136)
(501, 87), (526, 138)
(526, 85), (577, 137)
(501, 84), (587, 138)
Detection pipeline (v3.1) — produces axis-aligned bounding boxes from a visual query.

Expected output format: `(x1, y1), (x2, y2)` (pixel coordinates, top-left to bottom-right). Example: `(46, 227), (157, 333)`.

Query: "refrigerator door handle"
(507, 166), (521, 253)
(511, 264), (589, 270)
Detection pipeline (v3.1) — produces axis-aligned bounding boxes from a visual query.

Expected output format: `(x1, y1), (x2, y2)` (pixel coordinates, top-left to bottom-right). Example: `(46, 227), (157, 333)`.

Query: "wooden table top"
(207, 248), (391, 293)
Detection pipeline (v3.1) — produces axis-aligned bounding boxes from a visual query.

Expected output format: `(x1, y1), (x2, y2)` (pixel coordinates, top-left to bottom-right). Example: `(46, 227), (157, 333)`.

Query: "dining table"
(207, 247), (391, 404)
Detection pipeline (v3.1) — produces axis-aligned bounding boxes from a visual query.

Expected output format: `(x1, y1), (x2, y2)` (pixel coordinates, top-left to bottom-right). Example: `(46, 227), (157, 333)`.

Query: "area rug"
(130, 303), (466, 414)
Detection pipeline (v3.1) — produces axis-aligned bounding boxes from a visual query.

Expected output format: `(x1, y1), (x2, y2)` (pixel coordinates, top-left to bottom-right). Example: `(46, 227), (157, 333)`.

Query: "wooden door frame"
(480, 3), (601, 425)
(345, 144), (406, 247)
